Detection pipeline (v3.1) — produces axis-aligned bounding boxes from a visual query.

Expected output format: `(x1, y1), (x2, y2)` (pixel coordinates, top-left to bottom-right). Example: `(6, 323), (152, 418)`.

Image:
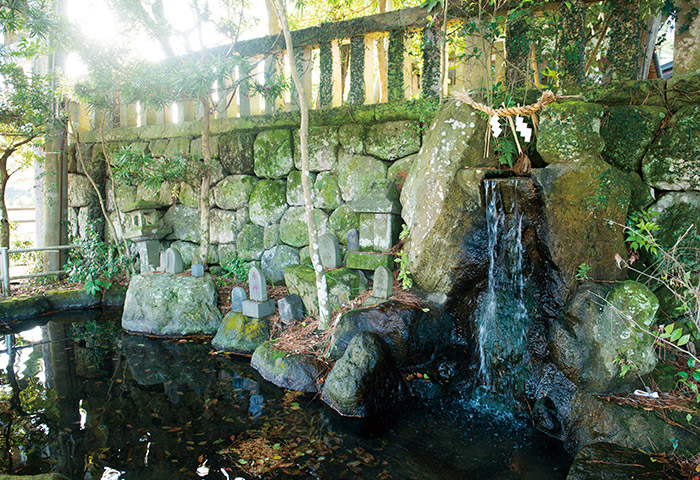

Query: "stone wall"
(67, 103), (430, 284)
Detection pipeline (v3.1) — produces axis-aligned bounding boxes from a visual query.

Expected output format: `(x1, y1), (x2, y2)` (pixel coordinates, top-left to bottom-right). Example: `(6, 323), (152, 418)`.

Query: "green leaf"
(677, 334), (691, 346)
(670, 328), (683, 343)
(677, 371), (689, 380)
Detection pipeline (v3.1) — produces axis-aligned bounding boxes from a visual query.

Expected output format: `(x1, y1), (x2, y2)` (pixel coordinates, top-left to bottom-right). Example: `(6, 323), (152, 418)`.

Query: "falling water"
(476, 179), (530, 397)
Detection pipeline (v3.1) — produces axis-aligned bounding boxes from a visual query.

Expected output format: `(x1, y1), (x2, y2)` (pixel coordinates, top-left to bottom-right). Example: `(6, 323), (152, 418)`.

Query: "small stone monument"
(347, 229), (359, 253)
(231, 286), (247, 313)
(165, 247), (184, 274)
(319, 233), (342, 269)
(372, 265), (393, 299)
(191, 253), (204, 277)
(157, 251), (167, 272)
(278, 294), (304, 324)
(242, 267), (275, 318)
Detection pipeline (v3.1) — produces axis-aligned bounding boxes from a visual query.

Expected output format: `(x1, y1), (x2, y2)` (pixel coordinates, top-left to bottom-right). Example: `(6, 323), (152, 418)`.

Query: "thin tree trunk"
(275, 0), (330, 327)
(199, 94), (212, 267)
(0, 150), (12, 249)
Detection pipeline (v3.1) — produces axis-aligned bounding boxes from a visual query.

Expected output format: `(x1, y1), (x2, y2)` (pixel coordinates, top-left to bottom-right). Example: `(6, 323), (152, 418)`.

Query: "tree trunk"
(199, 94), (212, 267)
(559, 0), (587, 86)
(275, 0), (330, 328)
(0, 150), (12, 249)
(674, 0), (700, 76)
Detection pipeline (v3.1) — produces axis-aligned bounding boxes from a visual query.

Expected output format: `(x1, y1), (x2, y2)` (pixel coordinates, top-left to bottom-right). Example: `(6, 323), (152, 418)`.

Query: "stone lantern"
(123, 201), (172, 272)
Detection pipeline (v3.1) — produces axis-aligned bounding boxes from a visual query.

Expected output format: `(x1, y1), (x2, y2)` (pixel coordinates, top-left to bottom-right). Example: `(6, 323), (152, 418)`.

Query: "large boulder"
(212, 175), (258, 210)
(365, 120), (421, 160)
(293, 126), (339, 172)
(312, 172), (342, 210)
(400, 100), (489, 294)
(537, 101), (605, 164)
(334, 150), (387, 202)
(254, 129), (294, 178)
(284, 265), (368, 316)
(236, 223), (265, 261)
(251, 342), (321, 393)
(122, 273), (222, 336)
(600, 106), (666, 173)
(279, 206), (328, 248)
(212, 312), (270, 355)
(642, 105), (700, 190)
(532, 157), (630, 287)
(261, 245), (300, 284)
(550, 281), (658, 392)
(248, 179), (287, 227)
(329, 301), (449, 367)
(164, 205), (200, 243)
(218, 131), (255, 175)
(321, 332), (405, 417)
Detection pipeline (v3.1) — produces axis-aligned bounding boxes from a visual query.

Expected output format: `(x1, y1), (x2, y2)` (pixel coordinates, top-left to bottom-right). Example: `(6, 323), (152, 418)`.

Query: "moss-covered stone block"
(345, 252), (394, 271)
(263, 224), (280, 249)
(68, 174), (93, 208)
(642, 106), (700, 190)
(261, 245), (300, 284)
(251, 341), (321, 393)
(286, 170), (316, 206)
(111, 181), (139, 210)
(649, 192), (700, 252)
(163, 137), (192, 158)
(387, 153), (416, 186)
(177, 182), (199, 208)
(212, 175), (258, 210)
(254, 129), (294, 178)
(338, 124), (365, 154)
(136, 181), (173, 208)
(218, 243), (238, 266)
(312, 172), (342, 210)
(209, 208), (246, 244)
(624, 171), (654, 214)
(293, 126), (339, 172)
(45, 288), (100, 310)
(284, 264), (368, 315)
(328, 204), (360, 245)
(537, 101), (604, 164)
(334, 150), (388, 202)
(211, 312), (270, 355)
(601, 106), (666, 172)
(279, 206), (328, 247)
(666, 73), (700, 111)
(249, 179), (287, 227)
(0, 295), (51, 322)
(218, 131), (255, 175)
(148, 138), (169, 157)
(236, 223), (265, 261)
(190, 135), (219, 159)
(365, 120), (421, 160)
(163, 205), (200, 243)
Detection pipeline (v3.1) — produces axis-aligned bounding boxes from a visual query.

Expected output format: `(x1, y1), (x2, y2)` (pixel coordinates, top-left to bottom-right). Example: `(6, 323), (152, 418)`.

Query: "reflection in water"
(1, 309), (571, 479)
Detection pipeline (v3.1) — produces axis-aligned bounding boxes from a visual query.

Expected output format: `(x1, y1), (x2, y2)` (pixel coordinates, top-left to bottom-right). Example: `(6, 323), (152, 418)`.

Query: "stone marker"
(372, 266), (393, 299)
(191, 264), (205, 277)
(157, 251), (167, 272)
(278, 294), (304, 324)
(165, 247), (184, 274)
(248, 266), (268, 301)
(242, 267), (276, 318)
(347, 229), (359, 253)
(231, 286), (247, 313)
(319, 233), (342, 269)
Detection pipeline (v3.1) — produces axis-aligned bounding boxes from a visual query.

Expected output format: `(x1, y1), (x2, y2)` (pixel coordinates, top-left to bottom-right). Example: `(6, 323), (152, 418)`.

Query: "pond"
(1, 309), (572, 479)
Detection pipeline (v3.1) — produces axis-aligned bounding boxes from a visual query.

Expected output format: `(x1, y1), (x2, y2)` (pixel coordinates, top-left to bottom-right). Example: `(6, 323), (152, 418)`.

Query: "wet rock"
(550, 281), (658, 392)
(329, 300), (449, 367)
(566, 442), (681, 480)
(537, 101), (605, 164)
(601, 106), (666, 173)
(284, 265), (368, 316)
(0, 295), (51, 323)
(399, 101), (489, 294)
(642, 105), (700, 190)
(212, 312), (270, 355)
(251, 342), (320, 393)
(122, 273), (222, 336)
(321, 332), (405, 417)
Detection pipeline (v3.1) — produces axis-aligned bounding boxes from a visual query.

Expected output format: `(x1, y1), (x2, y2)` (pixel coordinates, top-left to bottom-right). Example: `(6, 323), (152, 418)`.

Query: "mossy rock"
(338, 124), (365, 154)
(236, 223), (265, 261)
(163, 137), (191, 158)
(624, 171), (654, 214)
(190, 135), (219, 159)
(249, 179), (287, 227)
(163, 205), (200, 243)
(212, 175), (258, 210)
(136, 181), (173, 208)
(148, 138), (169, 157)
(253, 129), (294, 178)
(566, 442), (684, 480)
(532, 157), (630, 286)
(0, 474), (70, 480)
(284, 264), (368, 316)
(103, 283), (128, 306)
(293, 126), (339, 172)
(212, 312), (270, 355)
(0, 295), (51, 322)
(209, 208), (247, 244)
(666, 73), (700, 111)
(111, 181), (139, 210)
(251, 341), (321, 393)
(286, 169), (316, 206)
(649, 192), (700, 253)
(279, 206), (329, 248)
(45, 288), (100, 310)
(171, 240), (218, 268)
(68, 174), (93, 208)
(537, 101), (605, 164)
(345, 252), (393, 270)
(177, 182), (199, 208)
(263, 224), (280, 249)
(642, 106), (700, 190)
(312, 172), (342, 210)
(218, 131), (255, 175)
(365, 120), (421, 160)
(261, 245), (300, 284)
(387, 153), (416, 186)
(334, 150), (388, 202)
(601, 106), (666, 172)
(328, 204), (360, 245)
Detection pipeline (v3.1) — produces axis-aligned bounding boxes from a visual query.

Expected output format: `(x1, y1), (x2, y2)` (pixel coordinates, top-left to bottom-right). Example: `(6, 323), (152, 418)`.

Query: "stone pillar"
(559, 0), (587, 86)
(606, 0), (644, 81)
(320, 42), (333, 108)
(349, 35), (366, 105)
(422, 24), (441, 97)
(505, 13), (531, 89)
(674, 0), (700, 75)
(388, 28), (406, 102)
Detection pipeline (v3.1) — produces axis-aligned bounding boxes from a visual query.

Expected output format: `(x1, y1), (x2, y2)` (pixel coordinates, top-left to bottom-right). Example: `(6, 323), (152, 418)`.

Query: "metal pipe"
(4, 334), (12, 355)
(8, 245), (76, 254)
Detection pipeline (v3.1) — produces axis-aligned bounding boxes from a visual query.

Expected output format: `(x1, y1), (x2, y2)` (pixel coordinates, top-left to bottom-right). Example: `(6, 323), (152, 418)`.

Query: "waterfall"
(475, 179), (530, 399)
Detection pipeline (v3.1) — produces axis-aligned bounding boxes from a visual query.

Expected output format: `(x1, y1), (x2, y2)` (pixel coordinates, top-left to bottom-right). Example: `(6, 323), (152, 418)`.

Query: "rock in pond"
(329, 300), (449, 367)
(251, 342), (321, 393)
(212, 312), (270, 355)
(566, 442), (683, 480)
(122, 273), (222, 336)
(321, 332), (405, 417)
(0, 295), (51, 323)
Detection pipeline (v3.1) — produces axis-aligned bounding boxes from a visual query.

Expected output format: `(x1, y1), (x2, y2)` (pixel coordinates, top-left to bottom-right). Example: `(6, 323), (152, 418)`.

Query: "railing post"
(388, 28), (406, 102)
(422, 24), (441, 97)
(291, 47), (313, 111)
(239, 80), (251, 116)
(363, 35), (376, 104)
(319, 42), (333, 108)
(349, 35), (365, 105)
(1, 247), (10, 296)
(331, 40), (344, 107)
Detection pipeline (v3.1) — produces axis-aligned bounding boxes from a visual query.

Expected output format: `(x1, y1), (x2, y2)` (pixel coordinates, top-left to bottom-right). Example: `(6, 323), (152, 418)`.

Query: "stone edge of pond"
(0, 285), (127, 323)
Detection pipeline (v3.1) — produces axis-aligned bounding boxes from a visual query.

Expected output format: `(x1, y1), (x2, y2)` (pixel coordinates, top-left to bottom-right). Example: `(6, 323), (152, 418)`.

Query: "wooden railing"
(71, 6), (505, 132)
